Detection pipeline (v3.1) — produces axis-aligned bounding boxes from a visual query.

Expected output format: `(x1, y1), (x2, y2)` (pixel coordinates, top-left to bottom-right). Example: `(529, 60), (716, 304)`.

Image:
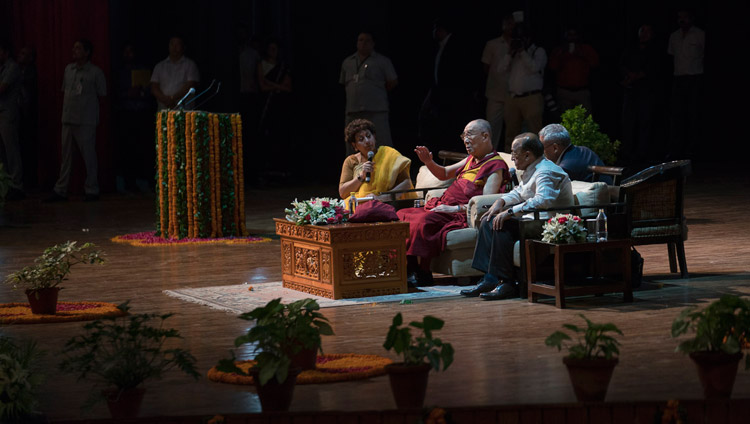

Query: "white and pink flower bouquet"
(285, 197), (350, 226)
(541, 213), (587, 244)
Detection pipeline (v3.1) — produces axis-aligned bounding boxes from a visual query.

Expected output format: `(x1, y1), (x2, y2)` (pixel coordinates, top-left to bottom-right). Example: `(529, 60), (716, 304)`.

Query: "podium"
(155, 110), (246, 239)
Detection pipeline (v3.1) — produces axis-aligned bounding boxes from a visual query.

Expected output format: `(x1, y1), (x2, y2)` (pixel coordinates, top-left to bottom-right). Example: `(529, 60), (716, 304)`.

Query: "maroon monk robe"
(397, 153), (510, 258)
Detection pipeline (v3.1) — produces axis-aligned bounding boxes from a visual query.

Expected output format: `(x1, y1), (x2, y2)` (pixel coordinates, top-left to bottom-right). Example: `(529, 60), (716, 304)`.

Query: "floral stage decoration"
(111, 231), (271, 247)
(155, 110), (246, 240)
(285, 197), (350, 225)
(207, 353), (392, 385)
(541, 213), (588, 244)
(0, 302), (127, 325)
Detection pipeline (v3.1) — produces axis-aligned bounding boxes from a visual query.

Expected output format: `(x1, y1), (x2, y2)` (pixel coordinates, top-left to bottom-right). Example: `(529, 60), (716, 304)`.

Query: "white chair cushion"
(416, 166), (454, 189)
(571, 181), (609, 218)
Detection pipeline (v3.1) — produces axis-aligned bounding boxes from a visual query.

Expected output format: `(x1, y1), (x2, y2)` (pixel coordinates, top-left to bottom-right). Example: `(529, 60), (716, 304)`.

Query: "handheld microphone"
(365, 151), (374, 182)
(175, 87), (195, 109)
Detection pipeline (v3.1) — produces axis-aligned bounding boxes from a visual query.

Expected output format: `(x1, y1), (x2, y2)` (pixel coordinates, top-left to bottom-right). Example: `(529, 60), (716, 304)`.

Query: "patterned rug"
(163, 281), (465, 312)
(207, 353), (392, 385)
(111, 231), (271, 247)
(0, 302), (127, 325)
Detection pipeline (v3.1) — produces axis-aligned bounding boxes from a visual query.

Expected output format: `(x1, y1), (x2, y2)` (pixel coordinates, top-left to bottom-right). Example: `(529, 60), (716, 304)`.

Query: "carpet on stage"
(207, 353), (393, 385)
(111, 231), (271, 247)
(163, 281), (465, 312)
(0, 302), (127, 325)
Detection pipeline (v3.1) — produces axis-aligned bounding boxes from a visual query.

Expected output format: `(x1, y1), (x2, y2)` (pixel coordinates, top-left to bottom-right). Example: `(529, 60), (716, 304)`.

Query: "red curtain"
(10, 0), (112, 193)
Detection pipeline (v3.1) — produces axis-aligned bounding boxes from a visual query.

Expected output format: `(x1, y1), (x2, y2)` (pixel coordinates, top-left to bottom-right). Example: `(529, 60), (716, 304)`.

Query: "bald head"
(461, 119), (494, 158)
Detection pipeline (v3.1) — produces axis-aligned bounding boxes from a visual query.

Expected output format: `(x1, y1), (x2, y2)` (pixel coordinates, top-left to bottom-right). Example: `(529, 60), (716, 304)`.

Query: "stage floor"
(1, 164), (749, 421)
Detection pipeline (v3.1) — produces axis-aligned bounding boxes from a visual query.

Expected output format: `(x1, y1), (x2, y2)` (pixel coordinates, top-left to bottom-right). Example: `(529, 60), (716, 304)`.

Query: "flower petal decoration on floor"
(111, 231), (271, 247)
(0, 302), (127, 325)
(207, 353), (393, 384)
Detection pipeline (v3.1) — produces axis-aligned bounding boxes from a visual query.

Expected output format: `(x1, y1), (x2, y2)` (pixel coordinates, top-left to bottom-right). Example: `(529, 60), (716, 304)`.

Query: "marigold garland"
(0, 302), (127, 325)
(206, 353), (393, 385)
(111, 232), (270, 247)
(155, 111), (245, 240)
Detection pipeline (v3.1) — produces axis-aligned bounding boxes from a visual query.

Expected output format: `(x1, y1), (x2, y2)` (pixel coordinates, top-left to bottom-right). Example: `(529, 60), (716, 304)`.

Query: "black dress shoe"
(407, 269), (434, 287)
(460, 279), (498, 297)
(480, 282), (519, 301)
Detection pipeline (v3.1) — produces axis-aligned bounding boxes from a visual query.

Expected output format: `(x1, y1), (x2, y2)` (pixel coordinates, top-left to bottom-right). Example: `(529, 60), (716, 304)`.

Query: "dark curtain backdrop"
(7, 0), (112, 193)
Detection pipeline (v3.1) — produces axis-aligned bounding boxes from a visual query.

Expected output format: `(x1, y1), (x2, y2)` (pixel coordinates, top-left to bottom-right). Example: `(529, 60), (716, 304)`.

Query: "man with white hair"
(538, 123), (611, 183)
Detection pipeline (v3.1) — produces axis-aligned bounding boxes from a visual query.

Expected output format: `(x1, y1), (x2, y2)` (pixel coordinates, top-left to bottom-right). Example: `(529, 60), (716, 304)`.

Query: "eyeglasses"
(459, 131), (479, 141)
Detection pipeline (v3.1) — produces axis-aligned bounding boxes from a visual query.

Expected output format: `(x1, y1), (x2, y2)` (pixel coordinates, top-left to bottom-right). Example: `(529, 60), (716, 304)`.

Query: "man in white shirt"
(340, 32), (397, 152)
(503, 24), (547, 153)
(667, 9), (704, 158)
(481, 15), (515, 150)
(461, 133), (573, 300)
(151, 36), (199, 110)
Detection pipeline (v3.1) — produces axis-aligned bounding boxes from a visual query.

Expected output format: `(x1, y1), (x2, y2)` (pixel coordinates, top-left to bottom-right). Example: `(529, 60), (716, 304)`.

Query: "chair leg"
(676, 241), (689, 278)
(668, 243), (678, 273)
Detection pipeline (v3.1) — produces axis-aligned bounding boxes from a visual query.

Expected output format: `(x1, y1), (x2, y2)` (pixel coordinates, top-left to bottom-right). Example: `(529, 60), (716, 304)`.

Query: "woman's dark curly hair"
(344, 119), (377, 146)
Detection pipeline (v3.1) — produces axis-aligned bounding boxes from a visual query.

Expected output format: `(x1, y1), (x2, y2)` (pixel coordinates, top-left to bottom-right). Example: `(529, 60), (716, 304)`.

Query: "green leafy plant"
(545, 314), (623, 359)
(216, 298), (334, 386)
(383, 313), (454, 371)
(0, 336), (45, 422)
(4, 241), (105, 292)
(671, 295), (750, 370)
(560, 105), (620, 164)
(58, 302), (200, 407)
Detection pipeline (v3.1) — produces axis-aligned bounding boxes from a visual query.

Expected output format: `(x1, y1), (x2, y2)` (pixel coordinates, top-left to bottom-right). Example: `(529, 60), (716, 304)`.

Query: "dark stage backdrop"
(4, 0), (743, 195)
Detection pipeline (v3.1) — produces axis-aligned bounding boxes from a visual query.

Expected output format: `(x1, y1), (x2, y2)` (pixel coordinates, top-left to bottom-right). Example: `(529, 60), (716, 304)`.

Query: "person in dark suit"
(418, 18), (479, 153)
(539, 123), (612, 184)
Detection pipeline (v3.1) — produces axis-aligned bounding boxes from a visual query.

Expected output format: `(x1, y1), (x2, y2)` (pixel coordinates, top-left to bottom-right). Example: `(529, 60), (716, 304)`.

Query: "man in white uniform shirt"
(151, 36), (199, 110)
(481, 15), (515, 150)
(667, 9), (704, 159)
(340, 32), (397, 153)
(503, 24), (547, 153)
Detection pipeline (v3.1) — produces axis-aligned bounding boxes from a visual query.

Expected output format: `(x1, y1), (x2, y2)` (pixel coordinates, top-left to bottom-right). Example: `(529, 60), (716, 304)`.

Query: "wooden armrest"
(588, 165), (624, 176)
(438, 150), (468, 164)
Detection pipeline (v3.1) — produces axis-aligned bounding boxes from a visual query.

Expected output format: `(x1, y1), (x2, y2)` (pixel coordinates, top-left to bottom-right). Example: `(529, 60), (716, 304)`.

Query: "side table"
(526, 239), (633, 308)
(274, 219), (409, 299)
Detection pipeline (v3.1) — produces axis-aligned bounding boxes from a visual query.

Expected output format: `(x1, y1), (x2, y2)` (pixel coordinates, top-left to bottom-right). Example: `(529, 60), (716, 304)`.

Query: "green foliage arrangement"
(216, 298), (334, 386)
(4, 241), (105, 292)
(671, 295), (750, 370)
(545, 314), (623, 359)
(0, 336), (45, 422)
(560, 105), (620, 164)
(383, 313), (454, 371)
(58, 302), (200, 406)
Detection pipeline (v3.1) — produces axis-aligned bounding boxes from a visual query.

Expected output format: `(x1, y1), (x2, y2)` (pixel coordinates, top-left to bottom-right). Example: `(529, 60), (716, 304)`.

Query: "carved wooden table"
(274, 219), (410, 299)
(526, 239), (633, 308)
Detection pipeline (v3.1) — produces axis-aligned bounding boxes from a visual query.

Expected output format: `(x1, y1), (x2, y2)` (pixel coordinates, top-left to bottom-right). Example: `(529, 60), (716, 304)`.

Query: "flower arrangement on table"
(285, 197), (350, 225)
(541, 213), (587, 244)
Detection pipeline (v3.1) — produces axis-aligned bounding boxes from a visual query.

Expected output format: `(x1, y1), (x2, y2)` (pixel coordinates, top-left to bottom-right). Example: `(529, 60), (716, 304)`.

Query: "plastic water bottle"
(596, 208), (608, 242)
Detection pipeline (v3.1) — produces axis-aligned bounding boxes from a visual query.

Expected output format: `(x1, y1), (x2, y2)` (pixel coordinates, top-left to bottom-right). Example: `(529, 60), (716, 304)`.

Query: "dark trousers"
(471, 218), (520, 281)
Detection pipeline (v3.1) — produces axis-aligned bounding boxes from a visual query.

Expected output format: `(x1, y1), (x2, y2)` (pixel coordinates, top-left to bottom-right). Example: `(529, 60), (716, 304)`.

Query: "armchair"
(619, 160), (691, 278)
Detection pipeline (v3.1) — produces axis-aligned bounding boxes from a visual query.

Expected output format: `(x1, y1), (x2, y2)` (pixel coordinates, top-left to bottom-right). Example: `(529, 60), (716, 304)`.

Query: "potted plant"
(560, 105), (620, 164)
(0, 335), (45, 423)
(671, 294), (750, 399)
(3, 241), (105, 314)
(58, 302), (200, 418)
(382, 313), (454, 409)
(545, 314), (623, 402)
(216, 298), (333, 411)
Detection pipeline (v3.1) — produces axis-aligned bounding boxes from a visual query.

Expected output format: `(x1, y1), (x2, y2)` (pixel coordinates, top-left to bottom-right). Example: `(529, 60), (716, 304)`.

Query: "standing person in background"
(548, 26), (599, 114)
(256, 38), (293, 178)
(150, 36), (199, 110)
(481, 14), (515, 151)
(0, 42), (24, 200)
(45, 40), (106, 202)
(16, 46), (37, 191)
(340, 32), (398, 155)
(667, 9), (704, 159)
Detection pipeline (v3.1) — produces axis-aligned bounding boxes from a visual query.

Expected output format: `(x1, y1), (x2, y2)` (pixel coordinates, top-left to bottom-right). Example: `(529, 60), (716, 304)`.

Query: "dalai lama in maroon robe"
(398, 119), (510, 286)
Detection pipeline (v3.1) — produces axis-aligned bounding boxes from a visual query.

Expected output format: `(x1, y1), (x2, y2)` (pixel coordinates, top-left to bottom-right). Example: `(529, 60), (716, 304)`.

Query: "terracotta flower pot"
(288, 343), (318, 371)
(384, 362), (432, 409)
(563, 357), (618, 402)
(102, 387), (146, 419)
(689, 351), (743, 399)
(25, 287), (61, 315)
(250, 367), (301, 411)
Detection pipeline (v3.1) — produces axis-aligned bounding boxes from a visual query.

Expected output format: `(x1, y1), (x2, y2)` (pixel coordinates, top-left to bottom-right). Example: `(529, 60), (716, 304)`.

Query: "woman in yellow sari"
(339, 119), (416, 206)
